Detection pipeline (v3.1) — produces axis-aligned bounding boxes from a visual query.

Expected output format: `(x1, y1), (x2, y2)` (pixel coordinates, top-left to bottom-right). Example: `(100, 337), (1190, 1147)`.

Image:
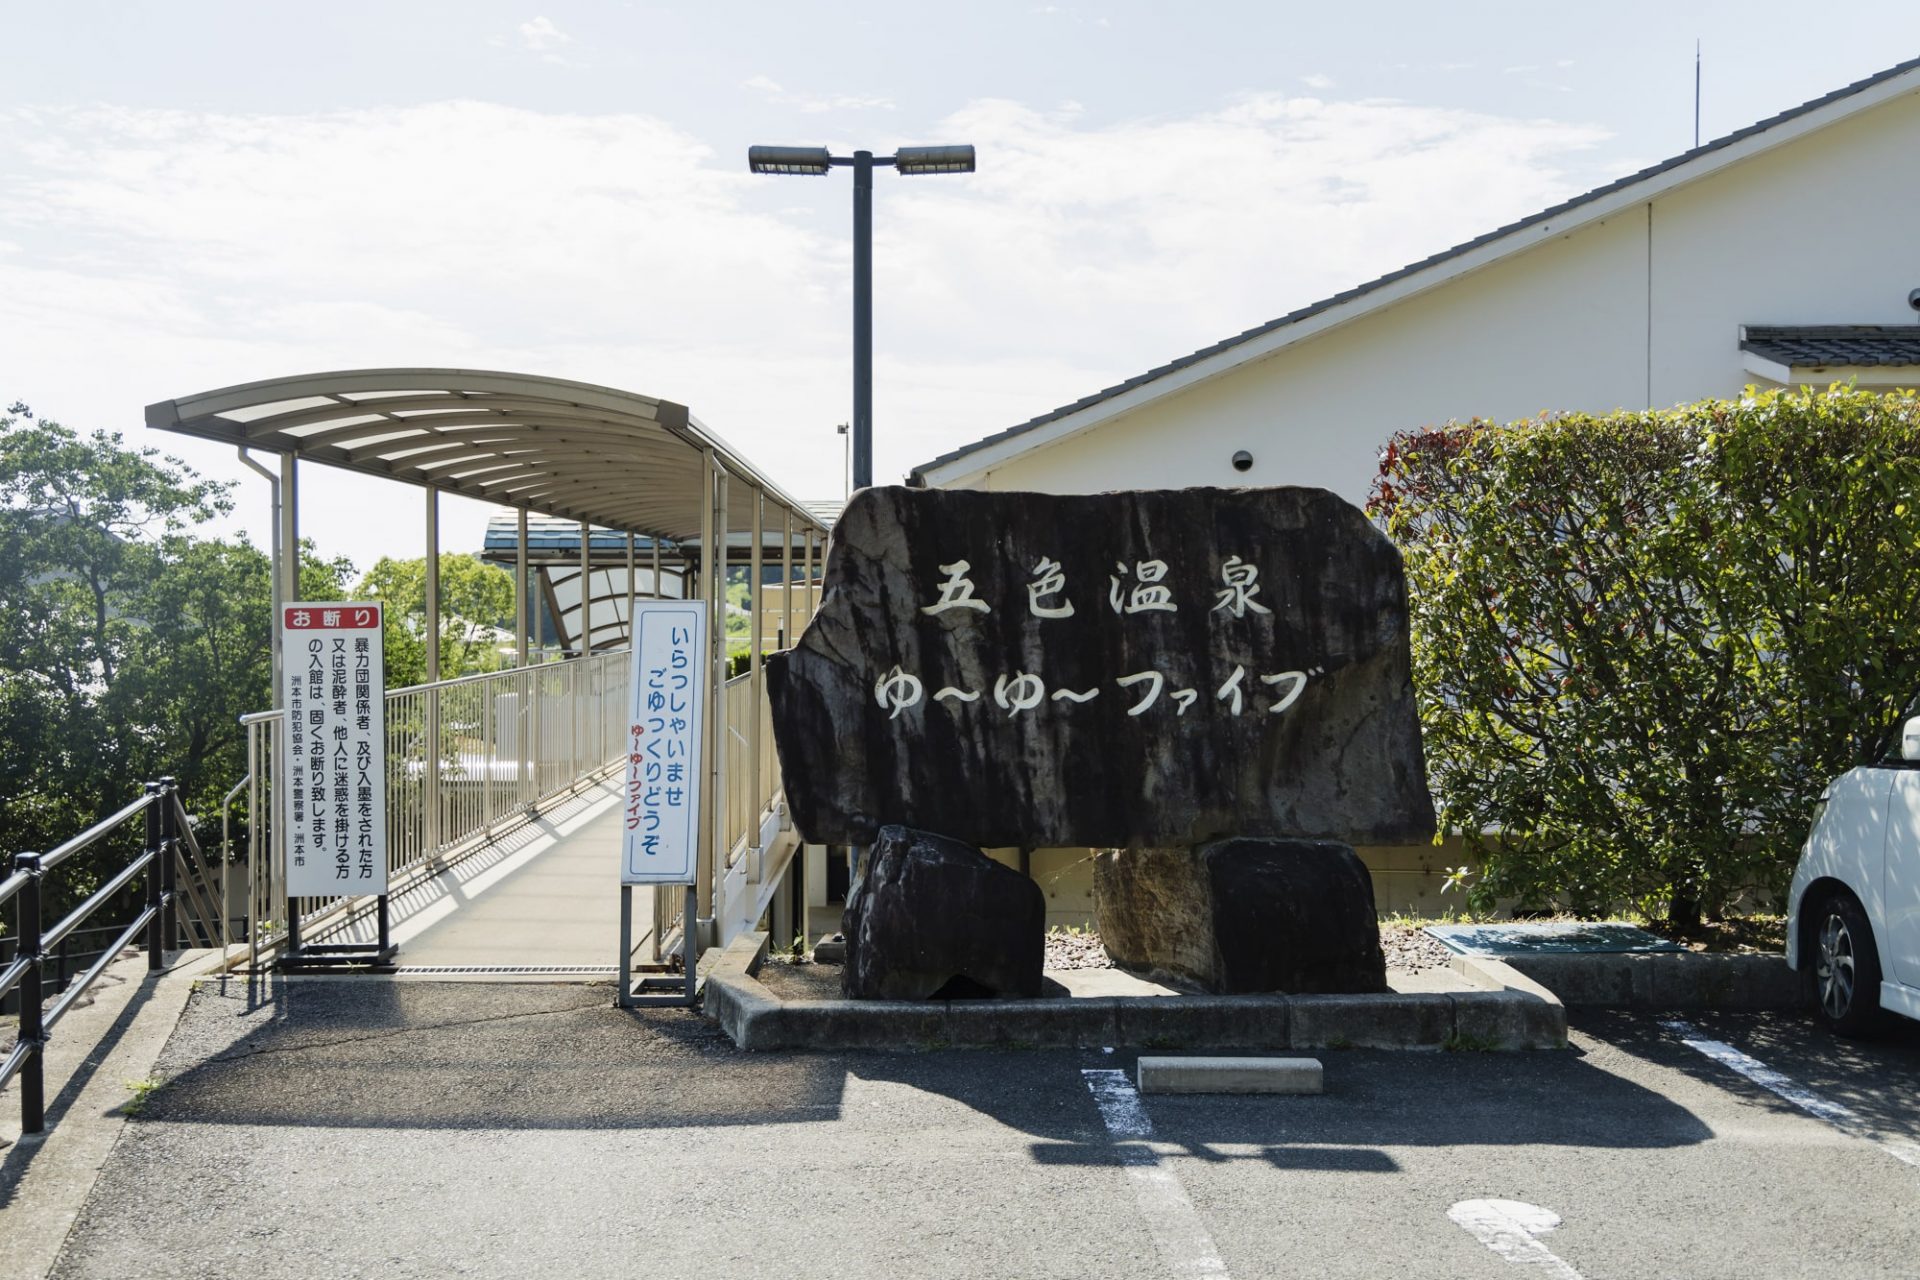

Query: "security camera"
(1231, 449), (1254, 473)
(1909, 287), (1920, 312)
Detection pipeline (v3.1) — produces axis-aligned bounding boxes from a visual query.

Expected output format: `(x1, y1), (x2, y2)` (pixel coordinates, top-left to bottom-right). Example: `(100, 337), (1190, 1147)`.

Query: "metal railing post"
(519, 667), (532, 811)
(159, 777), (178, 951)
(482, 680), (495, 830)
(144, 783), (164, 969)
(15, 851), (45, 1133)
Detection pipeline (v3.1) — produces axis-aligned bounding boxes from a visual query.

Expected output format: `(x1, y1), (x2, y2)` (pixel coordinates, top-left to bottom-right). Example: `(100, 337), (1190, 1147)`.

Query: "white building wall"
(958, 86), (1920, 507)
(930, 86), (1920, 926)
(1648, 88), (1920, 406)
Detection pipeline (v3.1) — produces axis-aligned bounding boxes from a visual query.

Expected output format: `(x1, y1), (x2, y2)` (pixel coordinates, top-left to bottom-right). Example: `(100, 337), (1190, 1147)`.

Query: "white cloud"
(0, 93), (1615, 569)
(519, 16), (569, 51)
(744, 75), (894, 114)
(1032, 5), (1110, 26)
(869, 94), (1613, 379)
(1301, 73), (1336, 90)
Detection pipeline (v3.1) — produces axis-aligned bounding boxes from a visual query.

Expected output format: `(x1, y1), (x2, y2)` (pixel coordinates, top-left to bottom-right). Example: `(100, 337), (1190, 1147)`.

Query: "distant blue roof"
(482, 514), (672, 557)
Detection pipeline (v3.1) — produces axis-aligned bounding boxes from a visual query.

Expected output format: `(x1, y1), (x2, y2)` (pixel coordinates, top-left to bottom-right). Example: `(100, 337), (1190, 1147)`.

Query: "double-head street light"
(748, 143), (976, 491)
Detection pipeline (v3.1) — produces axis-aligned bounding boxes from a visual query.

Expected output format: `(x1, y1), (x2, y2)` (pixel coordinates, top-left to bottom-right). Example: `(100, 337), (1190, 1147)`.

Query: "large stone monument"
(768, 484), (1434, 998)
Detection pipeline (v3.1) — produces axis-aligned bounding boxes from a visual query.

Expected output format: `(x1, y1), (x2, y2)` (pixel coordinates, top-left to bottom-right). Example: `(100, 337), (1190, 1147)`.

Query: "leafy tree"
(725, 572), (752, 658)
(1372, 386), (1920, 925)
(0, 402), (347, 919)
(113, 534), (349, 805)
(354, 553), (516, 688)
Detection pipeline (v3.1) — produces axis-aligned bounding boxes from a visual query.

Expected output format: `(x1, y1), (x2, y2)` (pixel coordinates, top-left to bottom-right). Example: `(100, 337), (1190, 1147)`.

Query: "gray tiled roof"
(482, 513), (671, 555)
(909, 55), (1920, 484)
(1740, 325), (1920, 368)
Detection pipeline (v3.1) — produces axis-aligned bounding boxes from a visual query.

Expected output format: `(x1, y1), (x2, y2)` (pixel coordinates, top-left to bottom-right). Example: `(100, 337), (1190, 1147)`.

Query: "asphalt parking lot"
(28, 977), (1920, 1279)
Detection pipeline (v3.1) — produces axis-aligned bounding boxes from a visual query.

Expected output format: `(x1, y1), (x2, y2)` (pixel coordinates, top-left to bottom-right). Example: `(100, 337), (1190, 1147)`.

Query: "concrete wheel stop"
(1137, 1055), (1324, 1094)
(702, 932), (1568, 1052)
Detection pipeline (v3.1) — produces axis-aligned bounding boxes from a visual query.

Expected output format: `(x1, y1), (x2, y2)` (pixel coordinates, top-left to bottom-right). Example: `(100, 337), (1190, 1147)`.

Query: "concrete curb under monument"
(703, 932), (1569, 1052)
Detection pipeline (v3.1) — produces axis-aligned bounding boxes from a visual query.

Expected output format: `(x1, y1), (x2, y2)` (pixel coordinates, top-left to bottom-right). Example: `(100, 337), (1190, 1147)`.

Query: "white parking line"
(1447, 1200), (1585, 1279)
(1082, 1068), (1233, 1279)
(1662, 1018), (1920, 1167)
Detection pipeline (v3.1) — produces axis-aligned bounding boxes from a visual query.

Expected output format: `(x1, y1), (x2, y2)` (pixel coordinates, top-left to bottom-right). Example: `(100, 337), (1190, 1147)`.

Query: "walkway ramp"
(304, 779), (655, 975)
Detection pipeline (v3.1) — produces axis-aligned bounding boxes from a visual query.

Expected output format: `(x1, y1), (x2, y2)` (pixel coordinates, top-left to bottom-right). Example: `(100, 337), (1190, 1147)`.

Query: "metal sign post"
(618, 601), (708, 1007)
(279, 601), (395, 969)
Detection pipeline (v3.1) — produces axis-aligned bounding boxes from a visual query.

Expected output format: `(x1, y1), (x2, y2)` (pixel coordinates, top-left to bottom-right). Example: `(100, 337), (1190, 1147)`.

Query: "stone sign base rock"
(1094, 839), (1387, 994)
(843, 825), (1045, 1000)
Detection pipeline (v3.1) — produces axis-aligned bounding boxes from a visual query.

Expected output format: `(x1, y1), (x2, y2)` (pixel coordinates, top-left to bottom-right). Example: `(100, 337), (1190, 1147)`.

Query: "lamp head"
(893, 145), (976, 175)
(748, 145), (833, 176)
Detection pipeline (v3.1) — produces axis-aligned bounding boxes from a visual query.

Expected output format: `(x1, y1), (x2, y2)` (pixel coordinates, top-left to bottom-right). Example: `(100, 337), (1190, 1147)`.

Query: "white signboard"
(281, 602), (387, 897)
(621, 602), (707, 884)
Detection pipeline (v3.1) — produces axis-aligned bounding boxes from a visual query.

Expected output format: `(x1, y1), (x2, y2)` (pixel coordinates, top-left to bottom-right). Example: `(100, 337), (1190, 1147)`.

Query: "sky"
(5, 1), (1920, 575)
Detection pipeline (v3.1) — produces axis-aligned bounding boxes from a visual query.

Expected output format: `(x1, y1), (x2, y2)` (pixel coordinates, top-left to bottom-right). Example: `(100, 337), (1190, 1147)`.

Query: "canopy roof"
(145, 368), (830, 544)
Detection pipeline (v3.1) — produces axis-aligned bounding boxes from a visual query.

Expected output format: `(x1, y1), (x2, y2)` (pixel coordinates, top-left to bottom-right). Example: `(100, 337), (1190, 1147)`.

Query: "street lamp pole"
(749, 142), (975, 494)
(852, 150), (874, 490)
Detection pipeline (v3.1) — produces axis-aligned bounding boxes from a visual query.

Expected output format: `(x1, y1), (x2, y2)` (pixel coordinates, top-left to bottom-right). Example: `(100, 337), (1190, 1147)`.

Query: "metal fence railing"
(2, 779), (221, 1136)
(722, 672), (764, 870)
(237, 650), (632, 966)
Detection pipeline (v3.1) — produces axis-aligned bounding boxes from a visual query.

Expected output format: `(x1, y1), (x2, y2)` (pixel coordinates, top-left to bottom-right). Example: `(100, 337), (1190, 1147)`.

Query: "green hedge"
(1371, 385), (1920, 922)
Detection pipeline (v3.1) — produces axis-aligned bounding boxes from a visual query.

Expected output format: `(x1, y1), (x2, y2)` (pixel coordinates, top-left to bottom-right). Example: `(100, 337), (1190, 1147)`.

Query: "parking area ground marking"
(1661, 1018), (1920, 1167)
(1447, 1200), (1585, 1279)
(1081, 1068), (1233, 1279)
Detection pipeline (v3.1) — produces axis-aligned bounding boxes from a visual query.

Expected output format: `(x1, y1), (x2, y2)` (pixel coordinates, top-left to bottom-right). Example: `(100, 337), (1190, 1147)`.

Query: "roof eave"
(912, 56), (1920, 488)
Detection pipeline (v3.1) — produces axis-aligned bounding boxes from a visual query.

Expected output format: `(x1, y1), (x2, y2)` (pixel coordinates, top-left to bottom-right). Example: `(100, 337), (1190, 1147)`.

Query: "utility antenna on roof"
(1694, 40), (1702, 148)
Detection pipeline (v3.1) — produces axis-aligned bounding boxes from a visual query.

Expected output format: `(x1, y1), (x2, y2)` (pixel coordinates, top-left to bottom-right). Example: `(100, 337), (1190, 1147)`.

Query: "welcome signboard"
(280, 602), (388, 898)
(621, 601), (707, 885)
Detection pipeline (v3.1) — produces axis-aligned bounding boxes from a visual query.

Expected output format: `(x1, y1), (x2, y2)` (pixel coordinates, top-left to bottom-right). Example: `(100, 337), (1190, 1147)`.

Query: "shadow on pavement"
(128, 975), (1712, 1160)
(1574, 1005), (1920, 1145)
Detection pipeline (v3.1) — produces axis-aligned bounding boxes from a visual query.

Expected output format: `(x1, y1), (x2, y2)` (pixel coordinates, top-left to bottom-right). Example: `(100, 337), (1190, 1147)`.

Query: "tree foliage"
(0, 403), (349, 916)
(353, 554), (516, 688)
(1372, 386), (1920, 923)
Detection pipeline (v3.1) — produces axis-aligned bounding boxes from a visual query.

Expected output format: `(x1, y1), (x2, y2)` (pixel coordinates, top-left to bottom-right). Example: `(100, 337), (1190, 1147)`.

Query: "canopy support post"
(425, 490), (441, 860)
(515, 508), (529, 669)
(696, 449), (717, 933)
(748, 486), (764, 883)
(782, 506), (794, 650)
(625, 531), (636, 649)
(516, 506), (529, 806)
(579, 519), (591, 657)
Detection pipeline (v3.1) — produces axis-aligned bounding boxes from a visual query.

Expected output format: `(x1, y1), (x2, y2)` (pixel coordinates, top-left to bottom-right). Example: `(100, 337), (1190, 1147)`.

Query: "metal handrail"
(167, 796), (222, 950)
(44, 909), (155, 1027)
(235, 648), (633, 964)
(41, 849), (156, 954)
(39, 792), (159, 872)
(220, 773), (250, 957)
(4, 779), (182, 1138)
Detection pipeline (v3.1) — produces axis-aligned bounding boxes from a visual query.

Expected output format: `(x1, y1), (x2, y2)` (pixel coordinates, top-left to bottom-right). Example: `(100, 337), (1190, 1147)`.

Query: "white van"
(1786, 713), (1920, 1035)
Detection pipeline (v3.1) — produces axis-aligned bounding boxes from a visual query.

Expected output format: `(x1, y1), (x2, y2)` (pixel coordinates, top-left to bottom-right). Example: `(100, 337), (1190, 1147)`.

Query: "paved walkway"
(315, 777), (649, 970)
(21, 979), (1920, 1279)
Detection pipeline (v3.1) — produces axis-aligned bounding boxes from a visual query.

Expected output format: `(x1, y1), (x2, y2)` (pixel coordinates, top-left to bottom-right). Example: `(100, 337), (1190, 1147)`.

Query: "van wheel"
(1808, 891), (1884, 1037)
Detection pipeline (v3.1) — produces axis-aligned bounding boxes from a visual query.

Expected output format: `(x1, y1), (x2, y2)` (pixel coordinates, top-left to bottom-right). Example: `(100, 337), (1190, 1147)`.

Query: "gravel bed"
(1047, 925), (1454, 974)
(754, 959), (844, 1001)
(1381, 923), (1453, 973)
(1044, 928), (1111, 971)
(753, 924), (1455, 998)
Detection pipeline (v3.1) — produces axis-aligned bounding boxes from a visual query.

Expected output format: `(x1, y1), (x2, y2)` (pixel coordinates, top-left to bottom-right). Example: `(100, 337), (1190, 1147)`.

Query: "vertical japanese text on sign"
(280, 603), (388, 897)
(621, 602), (708, 885)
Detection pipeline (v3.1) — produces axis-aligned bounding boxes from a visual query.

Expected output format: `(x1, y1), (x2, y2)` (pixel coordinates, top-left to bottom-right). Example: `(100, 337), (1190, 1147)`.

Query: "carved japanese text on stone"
(767, 485), (1434, 848)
